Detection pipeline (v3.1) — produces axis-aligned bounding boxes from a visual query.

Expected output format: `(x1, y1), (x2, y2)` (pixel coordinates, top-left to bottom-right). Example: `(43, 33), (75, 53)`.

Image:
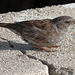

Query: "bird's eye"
(65, 21), (69, 24)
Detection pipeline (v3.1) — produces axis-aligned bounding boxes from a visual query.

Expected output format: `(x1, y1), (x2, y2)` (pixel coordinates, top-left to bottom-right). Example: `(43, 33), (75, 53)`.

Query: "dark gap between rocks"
(25, 54), (74, 75)
(26, 55), (58, 75)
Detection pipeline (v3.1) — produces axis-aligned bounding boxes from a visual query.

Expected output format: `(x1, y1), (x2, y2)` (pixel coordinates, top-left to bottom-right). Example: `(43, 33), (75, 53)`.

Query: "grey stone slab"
(0, 51), (49, 75)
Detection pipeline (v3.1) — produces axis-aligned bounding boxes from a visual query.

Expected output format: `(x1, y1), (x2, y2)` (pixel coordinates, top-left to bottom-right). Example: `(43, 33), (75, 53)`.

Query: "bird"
(0, 16), (74, 52)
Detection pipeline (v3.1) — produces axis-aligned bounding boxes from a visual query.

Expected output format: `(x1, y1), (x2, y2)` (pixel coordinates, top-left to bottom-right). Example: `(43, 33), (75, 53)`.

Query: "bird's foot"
(32, 45), (55, 52)
(47, 45), (59, 48)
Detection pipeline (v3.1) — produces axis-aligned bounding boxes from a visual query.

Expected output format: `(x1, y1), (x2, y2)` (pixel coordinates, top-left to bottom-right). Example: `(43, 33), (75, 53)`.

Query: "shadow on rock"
(0, 41), (36, 53)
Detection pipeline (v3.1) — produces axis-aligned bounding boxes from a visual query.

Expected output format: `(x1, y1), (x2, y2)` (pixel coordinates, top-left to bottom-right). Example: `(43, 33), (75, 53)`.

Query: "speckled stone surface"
(0, 51), (49, 75)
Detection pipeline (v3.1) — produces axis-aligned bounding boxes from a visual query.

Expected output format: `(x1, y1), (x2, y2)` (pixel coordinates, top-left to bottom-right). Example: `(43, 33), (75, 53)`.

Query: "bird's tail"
(0, 23), (13, 28)
(0, 23), (7, 27)
(0, 23), (19, 32)
(0, 22), (24, 34)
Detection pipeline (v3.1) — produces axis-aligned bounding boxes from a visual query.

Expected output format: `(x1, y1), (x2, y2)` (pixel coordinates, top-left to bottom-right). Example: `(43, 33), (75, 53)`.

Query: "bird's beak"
(72, 32), (75, 33)
(70, 32), (75, 34)
(70, 21), (75, 34)
(72, 21), (75, 24)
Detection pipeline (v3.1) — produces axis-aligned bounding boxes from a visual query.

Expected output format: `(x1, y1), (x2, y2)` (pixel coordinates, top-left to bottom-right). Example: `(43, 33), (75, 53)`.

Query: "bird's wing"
(16, 19), (52, 45)
(16, 19), (52, 35)
(17, 19), (51, 29)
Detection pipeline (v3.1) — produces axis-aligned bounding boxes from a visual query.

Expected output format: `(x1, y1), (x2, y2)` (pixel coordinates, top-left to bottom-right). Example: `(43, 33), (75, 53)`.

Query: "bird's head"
(52, 16), (75, 30)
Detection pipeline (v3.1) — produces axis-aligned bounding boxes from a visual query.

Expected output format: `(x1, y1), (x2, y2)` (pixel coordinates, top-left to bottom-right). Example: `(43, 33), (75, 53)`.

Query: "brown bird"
(0, 16), (75, 52)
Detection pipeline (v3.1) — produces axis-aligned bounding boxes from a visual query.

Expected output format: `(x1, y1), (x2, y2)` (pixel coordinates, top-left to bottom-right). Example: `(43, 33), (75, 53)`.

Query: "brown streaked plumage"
(0, 16), (75, 52)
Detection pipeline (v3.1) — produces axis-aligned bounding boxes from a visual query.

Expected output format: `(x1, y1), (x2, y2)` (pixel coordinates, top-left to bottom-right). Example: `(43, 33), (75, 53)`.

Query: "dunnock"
(0, 16), (74, 52)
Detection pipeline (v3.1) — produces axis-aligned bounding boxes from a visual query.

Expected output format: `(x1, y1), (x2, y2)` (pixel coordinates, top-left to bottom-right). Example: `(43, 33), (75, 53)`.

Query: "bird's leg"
(47, 45), (59, 48)
(32, 45), (55, 52)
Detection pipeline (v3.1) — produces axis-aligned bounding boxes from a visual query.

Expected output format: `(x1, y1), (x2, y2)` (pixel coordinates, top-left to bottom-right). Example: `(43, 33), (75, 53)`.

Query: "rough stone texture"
(0, 51), (49, 75)
(0, 3), (75, 75)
